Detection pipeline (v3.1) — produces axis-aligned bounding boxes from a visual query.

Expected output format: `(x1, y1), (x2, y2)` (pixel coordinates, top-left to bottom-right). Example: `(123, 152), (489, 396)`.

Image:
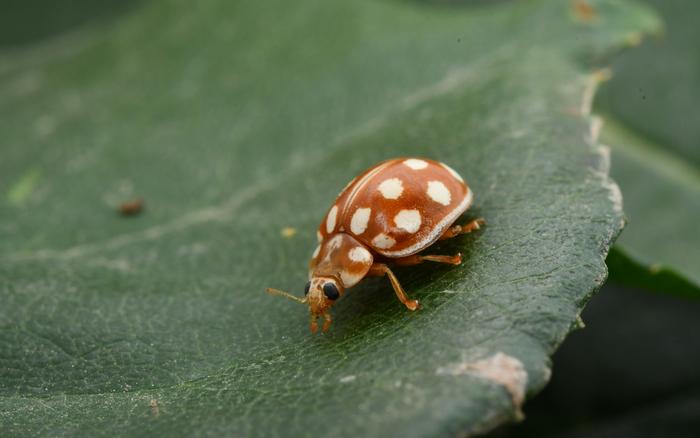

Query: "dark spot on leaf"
(118, 198), (144, 216)
(573, 0), (597, 23)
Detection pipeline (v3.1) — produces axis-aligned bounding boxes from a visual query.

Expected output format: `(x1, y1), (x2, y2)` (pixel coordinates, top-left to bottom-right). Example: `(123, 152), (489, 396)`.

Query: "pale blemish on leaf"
(580, 69), (612, 117)
(579, 69), (624, 218)
(589, 115), (603, 144)
(7, 168), (41, 206)
(87, 257), (132, 272)
(281, 227), (297, 238)
(33, 115), (56, 138)
(542, 366), (552, 383)
(437, 353), (528, 420)
(607, 169), (624, 215)
(593, 144), (624, 215)
(150, 399), (160, 417)
(625, 32), (643, 46)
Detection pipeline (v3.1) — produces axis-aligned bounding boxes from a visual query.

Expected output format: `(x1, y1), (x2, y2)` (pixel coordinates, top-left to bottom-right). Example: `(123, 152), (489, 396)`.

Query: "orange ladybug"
(267, 158), (484, 333)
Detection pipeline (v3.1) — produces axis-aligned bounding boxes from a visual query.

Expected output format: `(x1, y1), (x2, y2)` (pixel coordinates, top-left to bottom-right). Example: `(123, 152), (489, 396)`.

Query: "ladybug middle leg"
(439, 218), (485, 240)
(393, 254), (462, 266)
(367, 263), (420, 311)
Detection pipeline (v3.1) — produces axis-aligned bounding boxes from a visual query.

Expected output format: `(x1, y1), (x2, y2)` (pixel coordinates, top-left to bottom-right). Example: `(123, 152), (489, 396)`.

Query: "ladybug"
(267, 157), (484, 333)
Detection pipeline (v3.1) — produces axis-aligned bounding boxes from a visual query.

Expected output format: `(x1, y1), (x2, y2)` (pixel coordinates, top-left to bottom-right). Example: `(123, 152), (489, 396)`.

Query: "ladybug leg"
(367, 263), (420, 311)
(439, 218), (485, 240)
(394, 254), (462, 266)
(310, 314), (319, 334)
(322, 313), (333, 332)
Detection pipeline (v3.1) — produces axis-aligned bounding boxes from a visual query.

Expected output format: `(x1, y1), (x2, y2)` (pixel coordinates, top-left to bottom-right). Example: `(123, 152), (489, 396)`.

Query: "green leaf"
(602, 119), (700, 297)
(596, 0), (700, 294)
(0, 0), (655, 435)
(607, 246), (700, 301)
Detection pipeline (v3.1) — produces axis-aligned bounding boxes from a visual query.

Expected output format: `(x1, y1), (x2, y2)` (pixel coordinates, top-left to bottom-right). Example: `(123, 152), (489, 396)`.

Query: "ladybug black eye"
(323, 283), (339, 300)
(304, 281), (311, 295)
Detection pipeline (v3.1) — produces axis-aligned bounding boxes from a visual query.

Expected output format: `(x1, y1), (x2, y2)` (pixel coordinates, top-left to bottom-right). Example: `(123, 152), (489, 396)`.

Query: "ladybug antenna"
(266, 287), (307, 304)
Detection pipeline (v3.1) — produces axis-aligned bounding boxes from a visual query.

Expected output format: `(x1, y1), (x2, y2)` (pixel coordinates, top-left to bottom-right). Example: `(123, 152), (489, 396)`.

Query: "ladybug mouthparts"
(309, 312), (332, 334)
(307, 292), (327, 314)
(304, 276), (342, 333)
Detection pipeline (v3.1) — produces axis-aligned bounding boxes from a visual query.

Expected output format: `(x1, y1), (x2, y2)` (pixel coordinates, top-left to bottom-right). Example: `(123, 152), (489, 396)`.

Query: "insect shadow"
(325, 223), (482, 338)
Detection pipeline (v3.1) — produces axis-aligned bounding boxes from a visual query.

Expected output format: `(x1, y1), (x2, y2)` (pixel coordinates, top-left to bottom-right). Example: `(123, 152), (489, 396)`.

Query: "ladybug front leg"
(367, 263), (420, 311)
(439, 218), (485, 240)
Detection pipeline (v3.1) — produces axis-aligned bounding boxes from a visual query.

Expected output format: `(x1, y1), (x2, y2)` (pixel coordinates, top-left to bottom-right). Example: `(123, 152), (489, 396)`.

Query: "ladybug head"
(265, 276), (344, 333)
(304, 276), (343, 333)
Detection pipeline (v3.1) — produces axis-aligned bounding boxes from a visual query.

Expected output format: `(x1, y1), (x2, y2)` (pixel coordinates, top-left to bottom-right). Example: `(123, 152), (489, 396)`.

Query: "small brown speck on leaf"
(119, 198), (144, 216)
(573, 0), (597, 23)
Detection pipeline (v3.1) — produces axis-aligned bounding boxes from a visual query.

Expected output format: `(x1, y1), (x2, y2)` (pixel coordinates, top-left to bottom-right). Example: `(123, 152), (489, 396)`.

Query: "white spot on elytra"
(328, 235), (342, 251)
(326, 205), (338, 234)
(436, 352), (528, 420)
(427, 180), (451, 206)
(348, 246), (371, 263)
(403, 159), (428, 170)
(316, 231), (323, 243)
(379, 186), (472, 258)
(350, 208), (371, 235)
(322, 235), (343, 263)
(378, 178), (403, 200)
(394, 209), (421, 233)
(372, 233), (396, 249)
(312, 245), (320, 259)
(340, 269), (364, 287)
(440, 163), (464, 182)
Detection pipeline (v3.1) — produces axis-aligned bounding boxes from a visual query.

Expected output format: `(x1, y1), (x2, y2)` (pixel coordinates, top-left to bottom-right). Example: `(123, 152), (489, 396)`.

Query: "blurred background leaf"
(597, 0), (700, 296)
(0, 0), (657, 436)
(487, 282), (700, 438)
(0, 0), (143, 48)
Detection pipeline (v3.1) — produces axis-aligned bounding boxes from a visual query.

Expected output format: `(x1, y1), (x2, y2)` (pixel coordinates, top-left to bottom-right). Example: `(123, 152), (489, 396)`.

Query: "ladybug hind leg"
(439, 218), (485, 240)
(367, 263), (420, 311)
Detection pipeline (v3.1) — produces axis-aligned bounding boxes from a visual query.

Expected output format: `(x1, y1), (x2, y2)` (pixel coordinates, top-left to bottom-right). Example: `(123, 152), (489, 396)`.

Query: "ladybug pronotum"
(267, 157), (484, 333)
